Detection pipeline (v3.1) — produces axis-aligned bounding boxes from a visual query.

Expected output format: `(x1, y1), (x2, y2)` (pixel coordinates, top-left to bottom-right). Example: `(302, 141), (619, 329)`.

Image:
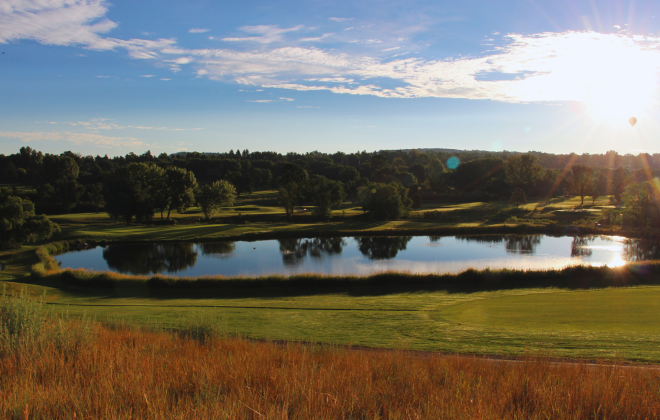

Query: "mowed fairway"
(23, 280), (660, 362)
(441, 287), (660, 333)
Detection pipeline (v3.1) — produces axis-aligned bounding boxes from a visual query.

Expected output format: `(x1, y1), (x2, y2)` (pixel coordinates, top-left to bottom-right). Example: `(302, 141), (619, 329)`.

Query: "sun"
(580, 44), (659, 122)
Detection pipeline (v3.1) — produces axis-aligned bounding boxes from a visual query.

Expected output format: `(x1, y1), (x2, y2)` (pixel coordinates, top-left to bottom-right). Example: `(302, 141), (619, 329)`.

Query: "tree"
(622, 182), (654, 227)
(360, 182), (412, 220)
(409, 163), (426, 184)
(168, 167), (197, 219)
(278, 163), (309, 216)
(504, 153), (543, 194)
(509, 188), (527, 208)
(85, 183), (105, 213)
(571, 165), (595, 206)
(104, 163), (157, 225)
(426, 159), (446, 192)
(589, 183), (601, 206)
(0, 196), (59, 249)
(452, 157), (506, 193)
(306, 175), (346, 218)
(196, 180), (237, 222)
(152, 167), (198, 221)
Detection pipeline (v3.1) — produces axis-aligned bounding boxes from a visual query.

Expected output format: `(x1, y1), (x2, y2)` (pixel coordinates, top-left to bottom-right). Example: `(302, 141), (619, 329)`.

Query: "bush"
(179, 310), (225, 343)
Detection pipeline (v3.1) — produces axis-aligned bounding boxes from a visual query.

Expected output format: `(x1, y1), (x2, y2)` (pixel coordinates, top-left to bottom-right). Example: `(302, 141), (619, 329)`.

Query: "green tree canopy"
(104, 163), (158, 225)
(151, 167), (198, 220)
(278, 163), (309, 217)
(504, 153), (543, 194)
(0, 195), (60, 249)
(360, 182), (412, 220)
(571, 165), (595, 206)
(622, 182), (655, 227)
(426, 159), (446, 192)
(509, 188), (527, 208)
(196, 180), (237, 222)
(305, 175), (346, 218)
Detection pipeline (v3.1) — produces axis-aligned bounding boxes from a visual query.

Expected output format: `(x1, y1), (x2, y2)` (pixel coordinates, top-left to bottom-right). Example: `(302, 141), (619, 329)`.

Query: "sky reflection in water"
(56, 235), (658, 277)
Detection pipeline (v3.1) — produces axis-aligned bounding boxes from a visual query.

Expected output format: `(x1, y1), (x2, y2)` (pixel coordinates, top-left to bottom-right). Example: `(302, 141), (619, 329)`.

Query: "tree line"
(2, 146), (660, 239)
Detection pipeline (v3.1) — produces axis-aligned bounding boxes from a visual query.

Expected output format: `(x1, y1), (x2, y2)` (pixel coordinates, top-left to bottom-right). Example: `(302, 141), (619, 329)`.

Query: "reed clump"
(36, 261), (660, 293)
(0, 312), (659, 419)
(0, 286), (96, 356)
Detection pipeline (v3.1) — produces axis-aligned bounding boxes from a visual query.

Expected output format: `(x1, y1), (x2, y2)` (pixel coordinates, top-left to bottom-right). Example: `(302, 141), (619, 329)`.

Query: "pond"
(55, 235), (660, 277)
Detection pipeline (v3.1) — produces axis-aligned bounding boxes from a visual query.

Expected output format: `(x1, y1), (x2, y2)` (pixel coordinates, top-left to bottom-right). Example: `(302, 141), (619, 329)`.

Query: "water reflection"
(356, 236), (413, 260)
(457, 235), (542, 255)
(199, 242), (236, 259)
(61, 234), (660, 277)
(103, 243), (198, 274)
(571, 237), (594, 258)
(278, 238), (346, 266)
(623, 240), (660, 261)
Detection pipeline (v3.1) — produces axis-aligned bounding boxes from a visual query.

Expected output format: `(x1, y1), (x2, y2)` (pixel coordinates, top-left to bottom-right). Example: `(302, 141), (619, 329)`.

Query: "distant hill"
(382, 148), (495, 154)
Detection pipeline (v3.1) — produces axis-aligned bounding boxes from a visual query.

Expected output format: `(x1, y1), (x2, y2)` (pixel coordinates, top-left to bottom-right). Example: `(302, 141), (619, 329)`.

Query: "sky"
(1, 0), (660, 157)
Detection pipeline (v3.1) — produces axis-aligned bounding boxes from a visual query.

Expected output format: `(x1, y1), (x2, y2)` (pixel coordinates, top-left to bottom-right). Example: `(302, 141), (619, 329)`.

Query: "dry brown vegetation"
(2, 315), (660, 419)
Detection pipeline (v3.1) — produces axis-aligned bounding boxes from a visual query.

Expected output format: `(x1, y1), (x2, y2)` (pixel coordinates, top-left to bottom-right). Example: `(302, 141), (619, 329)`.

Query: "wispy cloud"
(140, 74), (155, 77)
(57, 119), (204, 131)
(0, 0), (175, 59)
(0, 131), (148, 148)
(300, 33), (334, 42)
(189, 28), (209, 33)
(4, 1), (659, 106)
(222, 25), (304, 44)
(173, 31), (660, 103)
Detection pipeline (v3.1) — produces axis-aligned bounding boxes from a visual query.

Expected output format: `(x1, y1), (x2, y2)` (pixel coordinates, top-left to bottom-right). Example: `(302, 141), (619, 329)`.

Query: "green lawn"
(442, 287), (660, 333)
(6, 277), (659, 362)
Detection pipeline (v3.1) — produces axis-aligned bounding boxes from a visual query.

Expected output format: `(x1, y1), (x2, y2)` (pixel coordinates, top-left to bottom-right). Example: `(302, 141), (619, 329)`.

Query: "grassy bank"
(1, 294), (659, 419)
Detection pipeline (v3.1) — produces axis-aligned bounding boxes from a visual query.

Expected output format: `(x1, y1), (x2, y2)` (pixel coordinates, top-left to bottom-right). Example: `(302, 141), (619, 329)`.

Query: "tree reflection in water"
(103, 242), (198, 275)
(199, 242), (236, 259)
(278, 238), (346, 266)
(457, 235), (542, 255)
(356, 236), (413, 260)
(622, 239), (660, 261)
(571, 236), (594, 258)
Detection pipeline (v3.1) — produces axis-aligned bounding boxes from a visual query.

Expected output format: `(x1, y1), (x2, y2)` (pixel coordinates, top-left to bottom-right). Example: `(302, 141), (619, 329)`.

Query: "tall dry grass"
(0, 309), (659, 419)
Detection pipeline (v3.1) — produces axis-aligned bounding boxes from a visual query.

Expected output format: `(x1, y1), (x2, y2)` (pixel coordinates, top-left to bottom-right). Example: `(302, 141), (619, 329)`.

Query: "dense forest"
(1, 146), (659, 223)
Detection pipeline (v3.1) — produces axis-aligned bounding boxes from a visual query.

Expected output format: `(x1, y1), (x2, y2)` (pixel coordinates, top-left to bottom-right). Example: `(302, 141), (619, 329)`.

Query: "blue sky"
(1, 0), (660, 156)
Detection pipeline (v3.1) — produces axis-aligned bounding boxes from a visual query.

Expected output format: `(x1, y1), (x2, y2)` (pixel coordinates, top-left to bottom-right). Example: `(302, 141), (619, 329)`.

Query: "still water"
(56, 235), (660, 277)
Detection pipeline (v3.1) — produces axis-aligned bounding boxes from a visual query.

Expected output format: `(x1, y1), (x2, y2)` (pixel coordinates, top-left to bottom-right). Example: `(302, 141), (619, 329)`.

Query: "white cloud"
(168, 57), (194, 65)
(222, 25), (304, 44)
(382, 46), (400, 51)
(300, 33), (334, 42)
(96, 75), (110, 78)
(0, 0), (176, 59)
(0, 131), (148, 148)
(189, 28), (209, 33)
(56, 119), (203, 131)
(179, 31), (660, 103)
(160, 78), (171, 81)
(247, 99), (275, 103)
(329, 18), (354, 23)
(140, 74), (155, 77)
(279, 97), (295, 101)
